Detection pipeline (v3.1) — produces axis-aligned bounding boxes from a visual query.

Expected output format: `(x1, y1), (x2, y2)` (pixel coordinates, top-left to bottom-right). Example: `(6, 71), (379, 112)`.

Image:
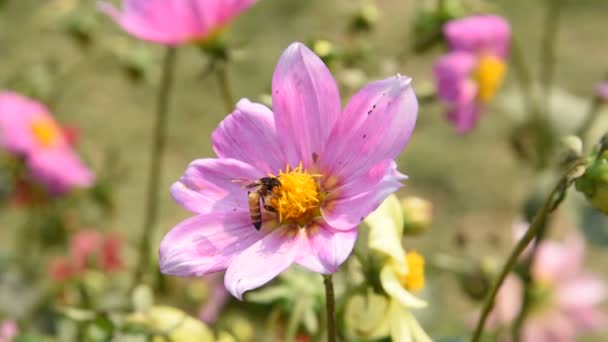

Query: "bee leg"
(261, 196), (277, 213)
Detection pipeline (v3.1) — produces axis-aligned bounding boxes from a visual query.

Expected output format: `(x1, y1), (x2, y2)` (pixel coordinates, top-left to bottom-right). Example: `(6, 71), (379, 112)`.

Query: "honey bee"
(245, 177), (281, 230)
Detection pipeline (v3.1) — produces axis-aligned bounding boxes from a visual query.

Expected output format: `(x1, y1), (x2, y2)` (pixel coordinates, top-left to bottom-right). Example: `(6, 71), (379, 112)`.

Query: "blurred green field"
(1, 0), (608, 340)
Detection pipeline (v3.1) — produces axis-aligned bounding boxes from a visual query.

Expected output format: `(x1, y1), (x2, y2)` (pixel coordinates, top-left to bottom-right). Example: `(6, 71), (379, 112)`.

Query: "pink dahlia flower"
(98, 0), (257, 46)
(489, 233), (607, 341)
(0, 92), (94, 194)
(160, 42), (418, 299)
(434, 15), (510, 134)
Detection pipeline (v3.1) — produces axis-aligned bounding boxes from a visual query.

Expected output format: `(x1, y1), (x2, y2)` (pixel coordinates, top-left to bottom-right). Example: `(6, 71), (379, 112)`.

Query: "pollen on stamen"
(402, 251), (425, 292)
(269, 162), (323, 225)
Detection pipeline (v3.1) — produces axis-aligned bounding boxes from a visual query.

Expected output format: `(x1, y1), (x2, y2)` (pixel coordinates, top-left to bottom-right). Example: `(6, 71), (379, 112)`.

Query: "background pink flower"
(160, 42), (418, 299)
(434, 15), (510, 134)
(487, 233), (607, 341)
(0, 92), (94, 194)
(595, 82), (608, 101)
(98, 0), (257, 46)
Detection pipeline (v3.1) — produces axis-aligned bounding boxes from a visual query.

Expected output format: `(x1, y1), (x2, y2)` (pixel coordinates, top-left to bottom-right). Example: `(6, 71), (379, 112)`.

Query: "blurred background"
(1, 0), (608, 341)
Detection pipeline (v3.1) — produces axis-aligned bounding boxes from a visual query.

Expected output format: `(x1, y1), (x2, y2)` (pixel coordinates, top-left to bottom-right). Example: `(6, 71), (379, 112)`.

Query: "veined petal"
(322, 160), (406, 230)
(212, 99), (284, 174)
(321, 75), (417, 183)
(272, 42), (341, 168)
(159, 212), (262, 277)
(380, 265), (427, 309)
(296, 220), (357, 274)
(224, 227), (302, 300)
(170, 158), (264, 214)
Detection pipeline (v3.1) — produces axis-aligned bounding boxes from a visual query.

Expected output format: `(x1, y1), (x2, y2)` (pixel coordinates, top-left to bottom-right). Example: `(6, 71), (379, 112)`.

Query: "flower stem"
(470, 162), (584, 342)
(133, 47), (178, 286)
(214, 61), (234, 113)
(323, 274), (337, 342)
(539, 0), (562, 116)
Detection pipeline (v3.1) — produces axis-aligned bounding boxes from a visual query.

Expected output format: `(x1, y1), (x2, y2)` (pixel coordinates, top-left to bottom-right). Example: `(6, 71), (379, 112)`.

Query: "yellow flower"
(362, 194), (432, 342)
(128, 306), (214, 342)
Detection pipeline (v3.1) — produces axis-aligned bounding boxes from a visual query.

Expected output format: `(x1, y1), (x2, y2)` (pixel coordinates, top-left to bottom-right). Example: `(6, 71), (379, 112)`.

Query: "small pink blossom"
(595, 82), (608, 101)
(98, 0), (257, 46)
(160, 42), (418, 299)
(0, 92), (94, 194)
(0, 320), (18, 342)
(71, 230), (124, 273)
(434, 15), (510, 134)
(50, 256), (75, 282)
(488, 232), (607, 341)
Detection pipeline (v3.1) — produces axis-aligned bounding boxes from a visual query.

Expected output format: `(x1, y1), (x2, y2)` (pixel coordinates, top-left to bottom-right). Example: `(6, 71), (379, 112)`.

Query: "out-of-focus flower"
(50, 230), (124, 281)
(70, 230), (124, 273)
(487, 231), (607, 341)
(50, 256), (76, 282)
(128, 306), (214, 342)
(434, 15), (510, 134)
(347, 194), (431, 341)
(400, 196), (433, 235)
(0, 320), (18, 342)
(0, 92), (94, 193)
(160, 42), (418, 299)
(98, 0), (257, 46)
(595, 82), (608, 101)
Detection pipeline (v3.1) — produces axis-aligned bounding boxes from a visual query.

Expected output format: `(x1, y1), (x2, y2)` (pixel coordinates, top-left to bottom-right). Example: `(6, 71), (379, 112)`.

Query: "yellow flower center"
(30, 117), (61, 148)
(473, 54), (506, 103)
(402, 251), (425, 292)
(270, 163), (322, 226)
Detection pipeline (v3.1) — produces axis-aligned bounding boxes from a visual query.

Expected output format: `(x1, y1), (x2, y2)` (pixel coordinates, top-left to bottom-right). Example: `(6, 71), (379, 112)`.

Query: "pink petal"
(0, 92), (54, 155)
(445, 102), (483, 134)
(159, 212), (263, 277)
(170, 158), (264, 214)
(98, 0), (257, 45)
(596, 82), (608, 101)
(433, 52), (477, 104)
(444, 15), (511, 58)
(489, 274), (524, 328)
(212, 99), (285, 174)
(296, 220), (357, 274)
(272, 42), (341, 168)
(322, 160), (406, 229)
(321, 75), (417, 183)
(27, 148), (95, 194)
(533, 233), (585, 282)
(199, 273), (230, 324)
(224, 227), (301, 300)
(558, 276), (607, 310)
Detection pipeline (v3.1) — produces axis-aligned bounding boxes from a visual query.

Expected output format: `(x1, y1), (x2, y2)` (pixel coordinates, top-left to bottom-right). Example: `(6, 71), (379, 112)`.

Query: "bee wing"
(231, 178), (260, 189)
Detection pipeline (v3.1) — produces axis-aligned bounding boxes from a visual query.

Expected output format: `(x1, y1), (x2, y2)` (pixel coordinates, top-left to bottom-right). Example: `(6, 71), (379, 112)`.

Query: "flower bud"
(575, 153), (608, 214)
(400, 197), (433, 235)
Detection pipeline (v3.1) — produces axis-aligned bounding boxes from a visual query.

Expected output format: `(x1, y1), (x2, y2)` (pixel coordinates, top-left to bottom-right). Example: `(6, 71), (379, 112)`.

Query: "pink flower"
(0, 320), (18, 342)
(50, 256), (75, 282)
(489, 233), (607, 341)
(71, 230), (124, 273)
(595, 82), (608, 101)
(198, 274), (230, 324)
(434, 15), (510, 134)
(0, 92), (94, 194)
(160, 42), (418, 299)
(98, 0), (257, 46)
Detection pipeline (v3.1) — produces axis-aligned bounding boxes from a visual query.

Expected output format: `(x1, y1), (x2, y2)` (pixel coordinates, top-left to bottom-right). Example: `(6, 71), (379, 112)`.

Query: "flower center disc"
(474, 54), (506, 103)
(270, 163), (322, 226)
(30, 117), (61, 148)
(402, 251), (425, 292)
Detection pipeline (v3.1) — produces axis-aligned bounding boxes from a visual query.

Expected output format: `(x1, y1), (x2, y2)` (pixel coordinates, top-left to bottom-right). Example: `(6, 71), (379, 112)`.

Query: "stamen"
(474, 54), (506, 103)
(402, 251), (425, 292)
(30, 117), (61, 148)
(269, 162), (322, 226)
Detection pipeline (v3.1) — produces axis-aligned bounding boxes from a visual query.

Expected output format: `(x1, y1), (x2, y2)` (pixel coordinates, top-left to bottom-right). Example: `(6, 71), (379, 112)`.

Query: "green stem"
(470, 163), (582, 342)
(539, 0), (562, 116)
(323, 274), (337, 342)
(133, 47), (178, 286)
(214, 61), (234, 113)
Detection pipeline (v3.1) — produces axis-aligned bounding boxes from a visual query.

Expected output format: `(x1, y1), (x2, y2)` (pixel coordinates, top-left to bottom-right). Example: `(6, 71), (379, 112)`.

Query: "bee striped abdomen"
(248, 191), (262, 230)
